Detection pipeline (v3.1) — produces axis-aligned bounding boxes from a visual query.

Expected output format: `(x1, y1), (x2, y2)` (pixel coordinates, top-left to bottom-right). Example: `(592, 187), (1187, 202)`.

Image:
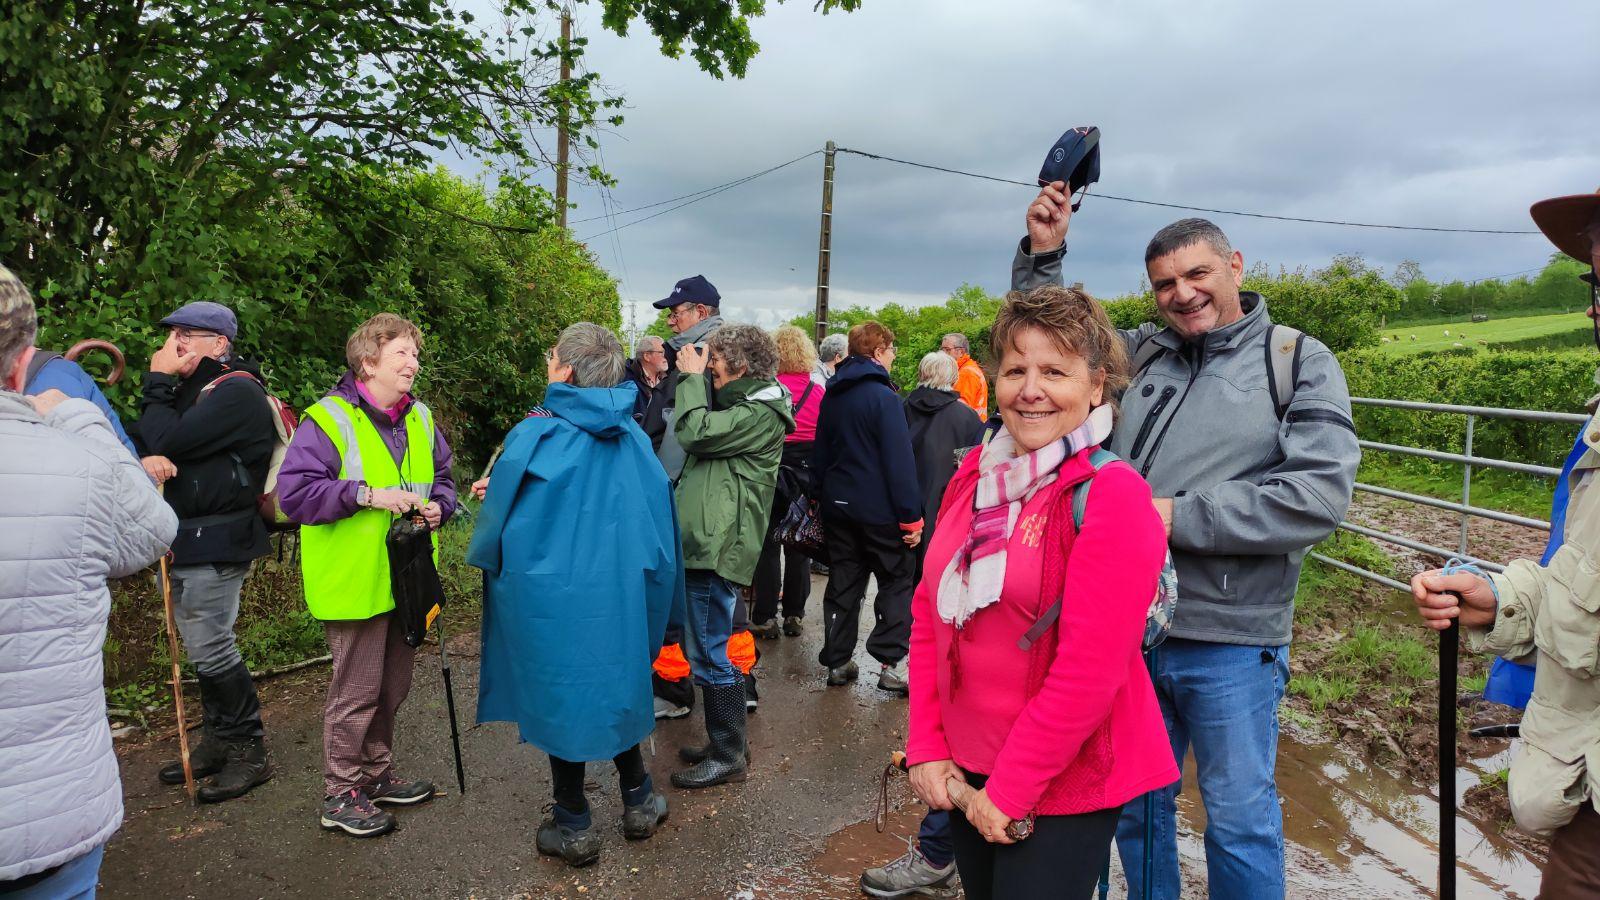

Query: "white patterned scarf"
(936, 403), (1116, 628)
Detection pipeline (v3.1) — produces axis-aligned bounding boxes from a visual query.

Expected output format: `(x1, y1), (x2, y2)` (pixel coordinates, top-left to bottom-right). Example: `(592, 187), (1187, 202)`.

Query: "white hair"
(916, 351), (959, 390)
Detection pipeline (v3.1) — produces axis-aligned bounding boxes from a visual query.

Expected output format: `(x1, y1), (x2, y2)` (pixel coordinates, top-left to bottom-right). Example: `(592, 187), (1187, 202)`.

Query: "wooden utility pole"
(814, 140), (836, 344)
(556, 10), (572, 229)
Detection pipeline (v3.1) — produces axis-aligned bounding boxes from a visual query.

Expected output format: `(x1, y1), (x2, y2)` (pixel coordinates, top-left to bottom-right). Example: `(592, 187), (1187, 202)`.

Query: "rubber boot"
(197, 660), (272, 803)
(159, 672), (227, 785)
(671, 682), (748, 789)
(678, 677), (752, 765)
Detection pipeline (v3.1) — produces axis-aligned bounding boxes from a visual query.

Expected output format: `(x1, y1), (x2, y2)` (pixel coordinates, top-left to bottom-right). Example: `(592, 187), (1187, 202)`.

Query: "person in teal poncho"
(467, 323), (684, 868)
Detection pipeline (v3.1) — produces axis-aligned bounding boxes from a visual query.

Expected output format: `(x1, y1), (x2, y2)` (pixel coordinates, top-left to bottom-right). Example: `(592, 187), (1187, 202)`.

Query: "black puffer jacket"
(130, 355), (274, 564)
(903, 386), (984, 547)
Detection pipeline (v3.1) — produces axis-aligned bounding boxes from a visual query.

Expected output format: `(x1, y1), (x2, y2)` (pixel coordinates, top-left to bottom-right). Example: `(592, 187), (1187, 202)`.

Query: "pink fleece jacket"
(777, 372), (824, 444)
(906, 446), (1179, 820)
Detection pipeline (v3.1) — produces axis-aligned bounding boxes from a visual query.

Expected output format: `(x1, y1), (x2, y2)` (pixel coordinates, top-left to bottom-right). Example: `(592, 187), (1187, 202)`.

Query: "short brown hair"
(991, 285), (1129, 416)
(847, 321), (895, 358)
(347, 313), (424, 379)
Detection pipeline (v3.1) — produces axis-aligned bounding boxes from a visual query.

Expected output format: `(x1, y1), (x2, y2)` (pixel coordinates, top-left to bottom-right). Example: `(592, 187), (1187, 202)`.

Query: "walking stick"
(435, 614), (467, 795)
(158, 553), (197, 803)
(1438, 618), (1458, 900)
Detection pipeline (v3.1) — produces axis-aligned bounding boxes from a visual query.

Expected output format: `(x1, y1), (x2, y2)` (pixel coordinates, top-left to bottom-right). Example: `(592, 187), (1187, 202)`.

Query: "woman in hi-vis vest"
(276, 313), (458, 839)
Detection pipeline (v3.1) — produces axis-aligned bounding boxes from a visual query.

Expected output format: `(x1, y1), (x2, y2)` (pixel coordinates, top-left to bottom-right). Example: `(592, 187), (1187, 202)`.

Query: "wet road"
(99, 577), (1542, 898)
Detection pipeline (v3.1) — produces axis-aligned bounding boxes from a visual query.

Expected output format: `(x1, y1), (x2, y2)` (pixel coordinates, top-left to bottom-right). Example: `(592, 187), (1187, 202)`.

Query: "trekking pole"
(158, 552), (197, 804)
(435, 614), (467, 795)
(1438, 618), (1457, 900)
(1142, 649), (1158, 899)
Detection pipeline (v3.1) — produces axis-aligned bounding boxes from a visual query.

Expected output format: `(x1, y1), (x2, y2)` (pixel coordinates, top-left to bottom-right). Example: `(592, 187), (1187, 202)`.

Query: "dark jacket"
(811, 355), (923, 529)
(625, 359), (669, 452)
(130, 355), (274, 564)
(903, 387), (984, 546)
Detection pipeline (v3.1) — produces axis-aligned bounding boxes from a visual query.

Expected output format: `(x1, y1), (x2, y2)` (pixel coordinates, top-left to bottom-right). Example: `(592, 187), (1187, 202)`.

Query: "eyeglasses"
(171, 327), (220, 344)
(666, 304), (697, 320)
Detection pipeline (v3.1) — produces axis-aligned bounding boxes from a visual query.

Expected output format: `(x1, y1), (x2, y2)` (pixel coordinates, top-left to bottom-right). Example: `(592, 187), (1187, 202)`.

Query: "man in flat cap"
(129, 301), (277, 803)
(1413, 187), (1600, 898)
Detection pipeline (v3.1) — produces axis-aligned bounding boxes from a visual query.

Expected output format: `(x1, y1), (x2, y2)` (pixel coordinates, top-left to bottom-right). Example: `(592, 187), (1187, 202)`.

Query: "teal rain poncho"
(467, 382), (685, 761)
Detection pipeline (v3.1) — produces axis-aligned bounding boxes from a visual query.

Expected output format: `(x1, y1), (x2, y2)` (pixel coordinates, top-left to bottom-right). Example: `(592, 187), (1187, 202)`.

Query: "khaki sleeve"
(1472, 565), (1539, 661)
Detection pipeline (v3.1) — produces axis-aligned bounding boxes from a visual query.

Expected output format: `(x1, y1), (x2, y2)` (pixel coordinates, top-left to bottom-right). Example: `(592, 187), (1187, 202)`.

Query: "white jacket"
(0, 393), (176, 880)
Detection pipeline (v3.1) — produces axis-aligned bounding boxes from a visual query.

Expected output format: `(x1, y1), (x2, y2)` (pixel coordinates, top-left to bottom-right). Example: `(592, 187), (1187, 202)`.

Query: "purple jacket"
(277, 371), (458, 526)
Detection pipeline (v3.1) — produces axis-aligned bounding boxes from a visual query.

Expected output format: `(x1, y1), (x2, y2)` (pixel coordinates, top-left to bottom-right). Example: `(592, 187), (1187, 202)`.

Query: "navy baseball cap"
(1038, 126), (1101, 211)
(652, 275), (721, 310)
(159, 301), (238, 341)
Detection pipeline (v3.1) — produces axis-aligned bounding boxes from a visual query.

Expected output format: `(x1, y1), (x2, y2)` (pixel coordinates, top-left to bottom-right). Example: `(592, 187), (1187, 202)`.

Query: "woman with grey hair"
(468, 322), (681, 866)
(670, 323), (793, 789)
(903, 351), (984, 580)
(814, 332), (847, 385)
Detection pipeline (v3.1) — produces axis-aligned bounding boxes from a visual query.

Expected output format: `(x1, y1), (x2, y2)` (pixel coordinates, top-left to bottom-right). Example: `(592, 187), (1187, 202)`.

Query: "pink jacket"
(906, 446), (1178, 819)
(778, 372), (824, 444)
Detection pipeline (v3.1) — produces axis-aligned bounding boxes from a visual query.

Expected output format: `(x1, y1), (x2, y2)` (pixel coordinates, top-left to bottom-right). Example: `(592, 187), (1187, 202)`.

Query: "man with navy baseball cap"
(128, 299), (278, 803)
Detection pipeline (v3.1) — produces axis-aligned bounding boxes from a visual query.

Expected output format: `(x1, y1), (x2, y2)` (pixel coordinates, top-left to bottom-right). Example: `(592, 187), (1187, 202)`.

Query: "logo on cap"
(1053, 148), (1066, 163)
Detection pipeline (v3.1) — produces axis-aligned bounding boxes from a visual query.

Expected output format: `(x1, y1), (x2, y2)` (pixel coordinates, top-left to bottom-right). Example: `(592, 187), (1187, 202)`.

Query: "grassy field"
(1380, 310), (1591, 355)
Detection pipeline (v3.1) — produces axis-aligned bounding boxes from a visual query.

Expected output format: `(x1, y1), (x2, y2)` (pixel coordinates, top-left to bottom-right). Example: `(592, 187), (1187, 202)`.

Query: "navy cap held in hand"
(653, 275), (721, 310)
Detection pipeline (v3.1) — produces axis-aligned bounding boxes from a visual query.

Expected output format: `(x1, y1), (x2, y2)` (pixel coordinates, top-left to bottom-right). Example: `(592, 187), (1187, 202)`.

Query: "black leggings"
(548, 744), (646, 811)
(947, 773), (1120, 900)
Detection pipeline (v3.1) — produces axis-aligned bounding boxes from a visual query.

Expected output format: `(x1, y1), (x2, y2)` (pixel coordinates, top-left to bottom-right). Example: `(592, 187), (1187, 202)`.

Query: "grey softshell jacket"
(1013, 238), (1359, 646)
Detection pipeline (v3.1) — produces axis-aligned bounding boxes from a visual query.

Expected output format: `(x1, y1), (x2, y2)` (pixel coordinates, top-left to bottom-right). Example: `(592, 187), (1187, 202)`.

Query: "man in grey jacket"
(0, 266), (177, 894)
(1015, 183), (1358, 899)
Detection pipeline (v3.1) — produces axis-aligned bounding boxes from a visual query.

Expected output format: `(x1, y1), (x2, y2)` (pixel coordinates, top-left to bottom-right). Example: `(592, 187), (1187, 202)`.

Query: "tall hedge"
(32, 167), (619, 470)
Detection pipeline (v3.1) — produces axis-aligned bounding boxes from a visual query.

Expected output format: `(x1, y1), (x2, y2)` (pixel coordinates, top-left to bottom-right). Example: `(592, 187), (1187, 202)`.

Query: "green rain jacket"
(673, 373), (794, 585)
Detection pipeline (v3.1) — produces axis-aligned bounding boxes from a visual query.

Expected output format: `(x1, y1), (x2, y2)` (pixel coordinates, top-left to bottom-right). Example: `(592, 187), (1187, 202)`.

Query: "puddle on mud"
(748, 735), (1542, 899)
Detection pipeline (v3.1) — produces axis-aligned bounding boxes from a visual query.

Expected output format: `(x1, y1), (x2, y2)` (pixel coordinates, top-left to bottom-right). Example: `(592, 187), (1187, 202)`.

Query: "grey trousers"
(169, 562), (251, 677)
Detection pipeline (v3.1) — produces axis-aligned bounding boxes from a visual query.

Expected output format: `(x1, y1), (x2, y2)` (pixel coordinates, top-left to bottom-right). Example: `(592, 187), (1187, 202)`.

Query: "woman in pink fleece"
(906, 285), (1178, 898)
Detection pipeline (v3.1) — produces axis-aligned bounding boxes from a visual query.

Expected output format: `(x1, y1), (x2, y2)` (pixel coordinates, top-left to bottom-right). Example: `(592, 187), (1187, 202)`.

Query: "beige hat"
(1530, 187), (1600, 262)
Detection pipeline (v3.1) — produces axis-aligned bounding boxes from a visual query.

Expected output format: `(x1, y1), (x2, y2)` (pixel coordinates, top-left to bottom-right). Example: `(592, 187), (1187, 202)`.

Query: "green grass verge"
(1379, 311), (1591, 355)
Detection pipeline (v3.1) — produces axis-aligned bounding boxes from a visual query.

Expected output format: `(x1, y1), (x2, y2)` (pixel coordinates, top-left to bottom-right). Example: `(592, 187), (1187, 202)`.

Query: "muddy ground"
(97, 572), (1544, 899)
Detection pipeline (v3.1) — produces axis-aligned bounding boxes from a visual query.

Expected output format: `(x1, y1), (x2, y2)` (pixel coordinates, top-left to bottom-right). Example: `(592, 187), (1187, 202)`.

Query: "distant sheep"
(1453, 342), (1464, 347)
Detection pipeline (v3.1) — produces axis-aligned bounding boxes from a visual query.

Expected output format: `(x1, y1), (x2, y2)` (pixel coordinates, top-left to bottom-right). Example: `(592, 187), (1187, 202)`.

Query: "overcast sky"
(488, 0), (1599, 331)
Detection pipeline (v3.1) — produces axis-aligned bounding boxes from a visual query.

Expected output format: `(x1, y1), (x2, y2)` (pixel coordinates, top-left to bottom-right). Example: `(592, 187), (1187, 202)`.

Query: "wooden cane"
(158, 552), (196, 803)
(63, 339), (126, 385)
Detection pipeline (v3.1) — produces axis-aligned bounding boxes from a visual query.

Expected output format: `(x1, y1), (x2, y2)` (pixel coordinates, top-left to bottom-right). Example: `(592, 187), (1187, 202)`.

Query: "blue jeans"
(3, 845), (104, 899)
(683, 570), (739, 687)
(1116, 638), (1289, 900)
(917, 809), (954, 868)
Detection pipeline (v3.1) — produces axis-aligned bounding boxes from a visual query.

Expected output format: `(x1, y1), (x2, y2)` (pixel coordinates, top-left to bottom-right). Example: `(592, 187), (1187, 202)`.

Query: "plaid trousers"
(322, 613), (416, 796)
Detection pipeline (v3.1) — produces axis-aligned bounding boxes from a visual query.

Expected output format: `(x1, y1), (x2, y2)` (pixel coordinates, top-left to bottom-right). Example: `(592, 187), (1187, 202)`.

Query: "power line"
(833, 147), (1542, 236)
(573, 151), (822, 231)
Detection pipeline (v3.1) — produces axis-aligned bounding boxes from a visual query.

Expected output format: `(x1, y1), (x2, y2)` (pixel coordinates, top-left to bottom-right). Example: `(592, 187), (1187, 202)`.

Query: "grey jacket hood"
(1015, 238), (1359, 646)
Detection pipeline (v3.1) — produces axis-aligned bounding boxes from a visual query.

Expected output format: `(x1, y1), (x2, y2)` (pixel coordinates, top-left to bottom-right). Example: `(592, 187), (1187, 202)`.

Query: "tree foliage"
(1389, 254), (1591, 323)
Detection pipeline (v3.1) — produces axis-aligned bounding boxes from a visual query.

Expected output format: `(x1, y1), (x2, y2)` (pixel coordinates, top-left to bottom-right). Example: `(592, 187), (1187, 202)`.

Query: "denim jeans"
(682, 569), (739, 687)
(3, 845), (104, 899)
(169, 562), (251, 677)
(1116, 638), (1289, 900)
(917, 809), (954, 868)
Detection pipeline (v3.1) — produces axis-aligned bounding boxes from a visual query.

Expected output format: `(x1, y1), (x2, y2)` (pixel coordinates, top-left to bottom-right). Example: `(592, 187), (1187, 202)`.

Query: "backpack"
(1017, 448), (1179, 653)
(23, 350), (63, 389)
(1132, 323), (1306, 418)
(198, 370), (299, 532)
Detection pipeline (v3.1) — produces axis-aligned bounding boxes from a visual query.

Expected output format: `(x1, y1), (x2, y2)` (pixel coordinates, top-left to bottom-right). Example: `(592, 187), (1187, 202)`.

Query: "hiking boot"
(198, 738), (272, 803)
(654, 696), (691, 720)
(782, 616), (804, 637)
(810, 561), (830, 577)
(878, 660), (910, 696)
(537, 804), (601, 867)
(620, 776), (669, 840)
(320, 789), (397, 838)
(860, 842), (960, 898)
(671, 683), (749, 790)
(744, 670), (760, 712)
(750, 618), (782, 640)
(826, 661), (859, 686)
(158, 730), (227, 785)
(367, 772), (435, 806)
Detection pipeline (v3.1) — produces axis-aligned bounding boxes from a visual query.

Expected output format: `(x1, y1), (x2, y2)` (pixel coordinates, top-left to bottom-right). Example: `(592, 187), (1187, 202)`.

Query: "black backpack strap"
(1262, 325), (1306, 420)
(24, 350), (63, 388)
(791, 380), (816, 413)
(1130, 335), (1166, 376)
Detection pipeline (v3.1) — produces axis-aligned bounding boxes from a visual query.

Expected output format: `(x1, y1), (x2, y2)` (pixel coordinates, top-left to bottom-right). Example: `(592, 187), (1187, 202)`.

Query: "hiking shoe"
(860, 841), (959, 898)
(826, 661), (859, 686)
(750, 618), (783, 640)
(620, 777), (669, 840)
(782, 616), (804, 637)
(537, 805), (601, 867)
(654, 696), (691, 720)
(878, 661), (909, 696)
(198, 738), (272, 803)
(367, 772), (435, 806)
(810, 561), (831, 577)
(320, 789), (397, 838)
(744, 671), (760, 712)
(158, 733), (227, 785)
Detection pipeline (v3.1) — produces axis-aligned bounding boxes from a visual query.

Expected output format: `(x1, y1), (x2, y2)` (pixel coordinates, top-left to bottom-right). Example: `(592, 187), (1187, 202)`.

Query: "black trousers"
(549, 744), (647, 810)
(753, 536), (811, 623)
(947, 772), (1120, 900)
(817, 513), (915, 668)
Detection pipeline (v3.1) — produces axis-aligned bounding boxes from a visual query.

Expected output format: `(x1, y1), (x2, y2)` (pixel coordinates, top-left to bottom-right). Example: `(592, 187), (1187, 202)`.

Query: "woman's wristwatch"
(355, 482), (372, 508)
